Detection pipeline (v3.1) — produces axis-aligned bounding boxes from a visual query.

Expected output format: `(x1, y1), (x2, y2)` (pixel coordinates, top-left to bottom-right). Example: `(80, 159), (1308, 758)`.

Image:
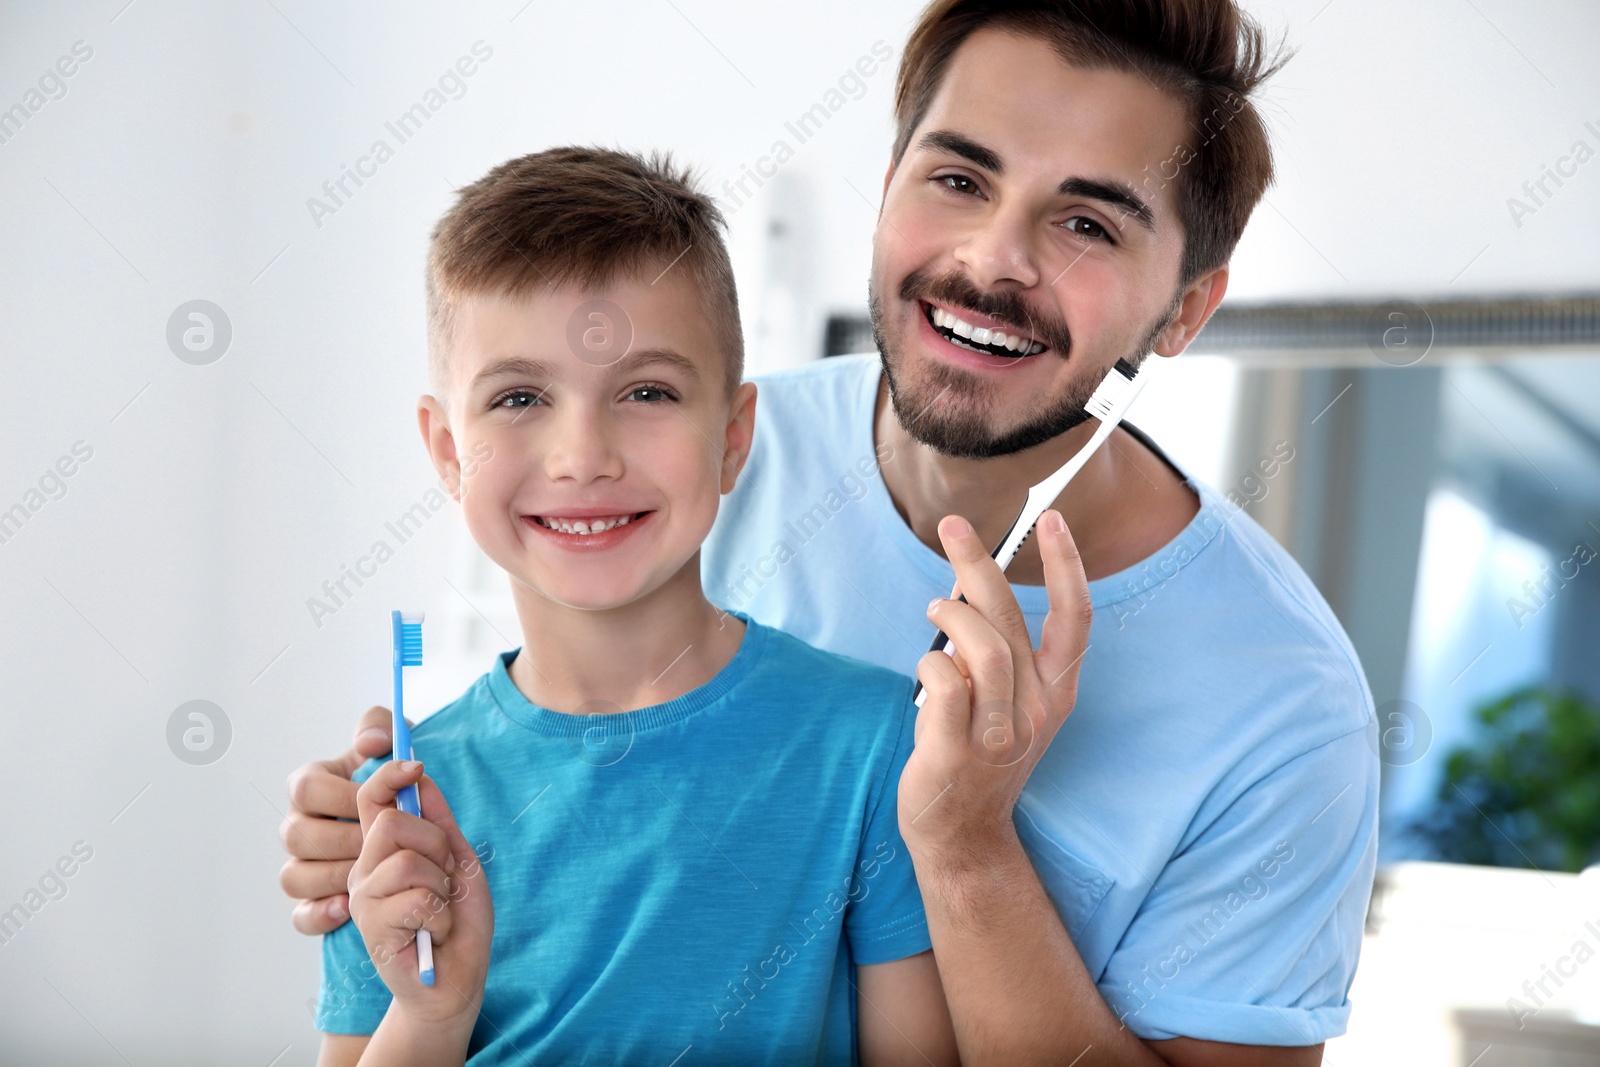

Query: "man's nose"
(952, 203), (1042, 291)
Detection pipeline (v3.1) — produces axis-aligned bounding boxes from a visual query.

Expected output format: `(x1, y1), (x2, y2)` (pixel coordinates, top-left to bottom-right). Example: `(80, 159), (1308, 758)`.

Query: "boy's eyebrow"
(917, 128), (1157, 233)
(468, 348), (702, 391)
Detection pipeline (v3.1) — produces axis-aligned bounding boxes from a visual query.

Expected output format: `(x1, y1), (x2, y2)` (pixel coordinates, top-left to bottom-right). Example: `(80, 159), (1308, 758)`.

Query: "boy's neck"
(504, 557), (746, 714)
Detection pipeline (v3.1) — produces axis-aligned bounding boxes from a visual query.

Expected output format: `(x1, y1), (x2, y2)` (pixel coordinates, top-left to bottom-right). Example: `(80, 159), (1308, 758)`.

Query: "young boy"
(314, 147), (958, 1066)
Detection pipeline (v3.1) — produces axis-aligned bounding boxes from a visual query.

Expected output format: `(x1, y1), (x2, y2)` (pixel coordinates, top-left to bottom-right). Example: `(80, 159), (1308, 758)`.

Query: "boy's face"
(419, 274), (754, 613)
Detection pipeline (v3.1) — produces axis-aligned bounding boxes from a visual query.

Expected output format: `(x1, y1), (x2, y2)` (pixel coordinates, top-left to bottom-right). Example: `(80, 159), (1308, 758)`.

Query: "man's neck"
(873, 375), (1198, 585)
(506, 563), (746, 713)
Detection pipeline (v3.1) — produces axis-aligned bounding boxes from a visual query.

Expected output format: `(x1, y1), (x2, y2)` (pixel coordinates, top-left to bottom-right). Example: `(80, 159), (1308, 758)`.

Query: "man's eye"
(938, 174), (980, 196)
(494, 389), (544, 409)
(1063, 216), (1112, 242)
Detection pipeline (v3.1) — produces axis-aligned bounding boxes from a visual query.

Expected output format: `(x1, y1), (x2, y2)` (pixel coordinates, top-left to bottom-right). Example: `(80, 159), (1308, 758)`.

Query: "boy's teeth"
(539, 514), (634, 534)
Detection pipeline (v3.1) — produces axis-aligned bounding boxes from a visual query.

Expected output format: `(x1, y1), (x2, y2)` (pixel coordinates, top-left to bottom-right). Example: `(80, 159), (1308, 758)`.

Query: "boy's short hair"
(426, 146), (744, 401)
(894, 0), (1290, 288)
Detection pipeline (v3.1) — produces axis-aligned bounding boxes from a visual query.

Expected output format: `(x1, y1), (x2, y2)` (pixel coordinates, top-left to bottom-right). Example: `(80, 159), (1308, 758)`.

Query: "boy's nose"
(541, 407), (625, 483)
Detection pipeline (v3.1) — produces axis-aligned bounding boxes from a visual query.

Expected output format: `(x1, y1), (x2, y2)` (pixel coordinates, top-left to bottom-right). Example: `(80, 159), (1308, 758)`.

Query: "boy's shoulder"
(754, 617), (912, 697)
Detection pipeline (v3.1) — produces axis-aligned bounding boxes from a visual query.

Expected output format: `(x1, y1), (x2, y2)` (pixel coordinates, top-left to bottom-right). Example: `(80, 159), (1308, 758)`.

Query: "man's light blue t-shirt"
(318, 615), (930, 1063)
(703, 354), (1380, 1046)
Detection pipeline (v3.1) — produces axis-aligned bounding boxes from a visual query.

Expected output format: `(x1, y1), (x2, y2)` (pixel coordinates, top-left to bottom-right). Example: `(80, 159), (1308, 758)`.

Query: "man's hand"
(349, 760), (493, 1034)
(899, 509), (1092, 863)
(280, 707), (396, 935)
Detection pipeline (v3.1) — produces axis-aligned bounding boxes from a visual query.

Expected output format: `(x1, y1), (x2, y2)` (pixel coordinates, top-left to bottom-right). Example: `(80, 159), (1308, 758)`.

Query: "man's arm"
(912, 828), (1321, 1066)
(903, 513), (1325, 1065)
(857, 950), (960, 1067)
(317, 1034), (368, 1067)
(281, 706), (396, 934)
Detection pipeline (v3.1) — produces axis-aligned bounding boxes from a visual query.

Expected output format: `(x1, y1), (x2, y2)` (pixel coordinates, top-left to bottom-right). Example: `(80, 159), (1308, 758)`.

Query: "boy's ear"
(417, 395), (463, 500)
(720, 381), (758, 495)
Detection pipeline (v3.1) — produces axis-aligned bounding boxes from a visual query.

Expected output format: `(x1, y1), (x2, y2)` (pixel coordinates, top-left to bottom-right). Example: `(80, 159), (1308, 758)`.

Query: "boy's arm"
(857, 950), (960, 1067)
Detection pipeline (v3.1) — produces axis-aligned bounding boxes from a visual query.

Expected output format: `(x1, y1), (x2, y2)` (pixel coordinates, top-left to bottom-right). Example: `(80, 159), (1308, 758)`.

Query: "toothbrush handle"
(393, 652), (434, 985)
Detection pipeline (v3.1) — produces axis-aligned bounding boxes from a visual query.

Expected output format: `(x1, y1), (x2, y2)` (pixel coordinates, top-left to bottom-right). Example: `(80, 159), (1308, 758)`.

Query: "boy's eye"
(626, 384), (676, 403)
(1063, 215), (1113, 243)
(493, 388), (545, 410)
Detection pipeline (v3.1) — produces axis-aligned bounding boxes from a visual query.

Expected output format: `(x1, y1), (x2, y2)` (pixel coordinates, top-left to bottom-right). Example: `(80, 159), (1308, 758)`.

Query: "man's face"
(424, 276), (751, 612)
(871, 29), (1193, 458)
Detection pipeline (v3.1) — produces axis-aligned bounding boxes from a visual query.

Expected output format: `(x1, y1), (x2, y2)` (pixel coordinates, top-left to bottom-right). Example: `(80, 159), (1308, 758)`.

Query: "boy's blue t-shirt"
(703, 354), (1380, 1047)
(317, 616), (930, 1063)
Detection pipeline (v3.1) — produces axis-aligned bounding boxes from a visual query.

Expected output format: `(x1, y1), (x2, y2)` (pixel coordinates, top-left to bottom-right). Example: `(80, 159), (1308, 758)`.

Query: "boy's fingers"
(291, 893), (351, 936)
(362, 848), (452, 906)
(355, 760), (426, 835)
(353, 705), (398, 760)
(1034, 510), (1093, 705)
(364, 888), (455, 954)
(358, 807), (453, 884)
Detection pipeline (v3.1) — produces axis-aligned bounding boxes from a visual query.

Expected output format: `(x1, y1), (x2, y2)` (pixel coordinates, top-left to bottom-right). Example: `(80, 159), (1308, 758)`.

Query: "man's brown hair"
(893, 0), (1290, 287)
(426, 146), (743, 400)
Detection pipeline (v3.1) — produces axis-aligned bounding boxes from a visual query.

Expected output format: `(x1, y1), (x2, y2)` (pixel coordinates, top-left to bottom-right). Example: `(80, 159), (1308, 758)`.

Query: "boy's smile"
(419, 273), (754, 614)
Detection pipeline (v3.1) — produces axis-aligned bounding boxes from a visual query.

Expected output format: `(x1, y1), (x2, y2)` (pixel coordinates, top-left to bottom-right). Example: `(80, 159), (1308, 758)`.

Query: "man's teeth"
(537, 514), (634, 535)
(929, 306), (1045, 356)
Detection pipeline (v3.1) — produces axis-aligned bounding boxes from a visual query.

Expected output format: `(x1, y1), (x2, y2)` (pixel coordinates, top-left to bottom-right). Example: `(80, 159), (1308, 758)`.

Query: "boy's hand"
(899, 510), (1092, 866)
(280, 707), (395, 935)
(349, 760), (494, 1033)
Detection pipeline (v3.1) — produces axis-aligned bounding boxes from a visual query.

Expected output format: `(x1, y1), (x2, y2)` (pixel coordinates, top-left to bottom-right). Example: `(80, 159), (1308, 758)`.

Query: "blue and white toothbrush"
(391, 609), (433, 986)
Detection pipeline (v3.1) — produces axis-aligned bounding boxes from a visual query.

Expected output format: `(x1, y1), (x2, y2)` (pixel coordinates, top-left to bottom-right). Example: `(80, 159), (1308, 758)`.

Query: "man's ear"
(1152, 264), (1230, 358)
(417, 395), (463, 500)
(882, 158), (896, 198)
(720, 381), (758, 494)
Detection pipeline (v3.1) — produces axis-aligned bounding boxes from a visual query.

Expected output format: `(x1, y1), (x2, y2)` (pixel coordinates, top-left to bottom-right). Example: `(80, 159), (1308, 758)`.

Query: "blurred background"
(2, 0), (1598, 1063)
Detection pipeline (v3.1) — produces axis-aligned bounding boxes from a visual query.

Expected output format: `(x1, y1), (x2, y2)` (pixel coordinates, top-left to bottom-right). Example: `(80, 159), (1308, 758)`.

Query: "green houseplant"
(1410, 685), (1600, 872)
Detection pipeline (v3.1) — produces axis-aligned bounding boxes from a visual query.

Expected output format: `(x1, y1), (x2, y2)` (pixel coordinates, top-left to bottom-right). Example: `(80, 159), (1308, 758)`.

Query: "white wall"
(1, 1), (1595, 1062)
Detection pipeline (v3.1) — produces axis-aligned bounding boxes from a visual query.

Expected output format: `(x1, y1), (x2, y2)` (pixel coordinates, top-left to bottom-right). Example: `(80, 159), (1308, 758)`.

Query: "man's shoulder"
(746, 353), (877, 435)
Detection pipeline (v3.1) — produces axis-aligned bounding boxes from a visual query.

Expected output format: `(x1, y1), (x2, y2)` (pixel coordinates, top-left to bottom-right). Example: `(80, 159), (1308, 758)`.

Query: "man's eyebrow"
(917, 129), (1003, 173)
(1058, 176), (1156, 233)
(468, 348), (702, 390)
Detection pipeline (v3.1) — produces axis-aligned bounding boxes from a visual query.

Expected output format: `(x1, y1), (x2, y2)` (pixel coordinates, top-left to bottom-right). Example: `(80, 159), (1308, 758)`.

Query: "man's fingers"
(915, 647), (974, 749)
(353, 705), (397, 761)
(279, 808), (362, 861)
(280, 857), (356, 902)
(1033, 509), (1093, 701)
(927, 595), (1016, 715)
(291, 893), (351, 936)
(936, 514), (1034, 665)
(286, 759), (362, 822)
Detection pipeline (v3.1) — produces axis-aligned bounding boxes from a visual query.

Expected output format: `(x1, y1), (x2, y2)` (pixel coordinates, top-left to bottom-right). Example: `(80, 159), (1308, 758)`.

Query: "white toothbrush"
(912, 357), (1149, 707)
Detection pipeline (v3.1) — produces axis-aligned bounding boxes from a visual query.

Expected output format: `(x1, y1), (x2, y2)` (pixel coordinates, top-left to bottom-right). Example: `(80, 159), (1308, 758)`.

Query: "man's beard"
(870, 268), (1177, 460)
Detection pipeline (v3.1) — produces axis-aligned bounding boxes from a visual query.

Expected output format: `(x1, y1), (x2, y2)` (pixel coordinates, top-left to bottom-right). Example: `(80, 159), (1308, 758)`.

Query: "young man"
(312, 146), (960, 1065)
(284, 3), (1377, 1064)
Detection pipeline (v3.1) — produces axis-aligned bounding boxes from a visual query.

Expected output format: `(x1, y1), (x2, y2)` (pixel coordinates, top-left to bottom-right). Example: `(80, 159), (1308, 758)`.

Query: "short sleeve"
(1097, 727), (1379, 1046)
(314, 757), (393, 1035)
(842, 683), (932, 966)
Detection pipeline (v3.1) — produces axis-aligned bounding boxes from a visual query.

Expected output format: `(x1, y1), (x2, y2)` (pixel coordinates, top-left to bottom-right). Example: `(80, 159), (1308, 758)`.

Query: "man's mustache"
(899, 270), (1072, 358)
